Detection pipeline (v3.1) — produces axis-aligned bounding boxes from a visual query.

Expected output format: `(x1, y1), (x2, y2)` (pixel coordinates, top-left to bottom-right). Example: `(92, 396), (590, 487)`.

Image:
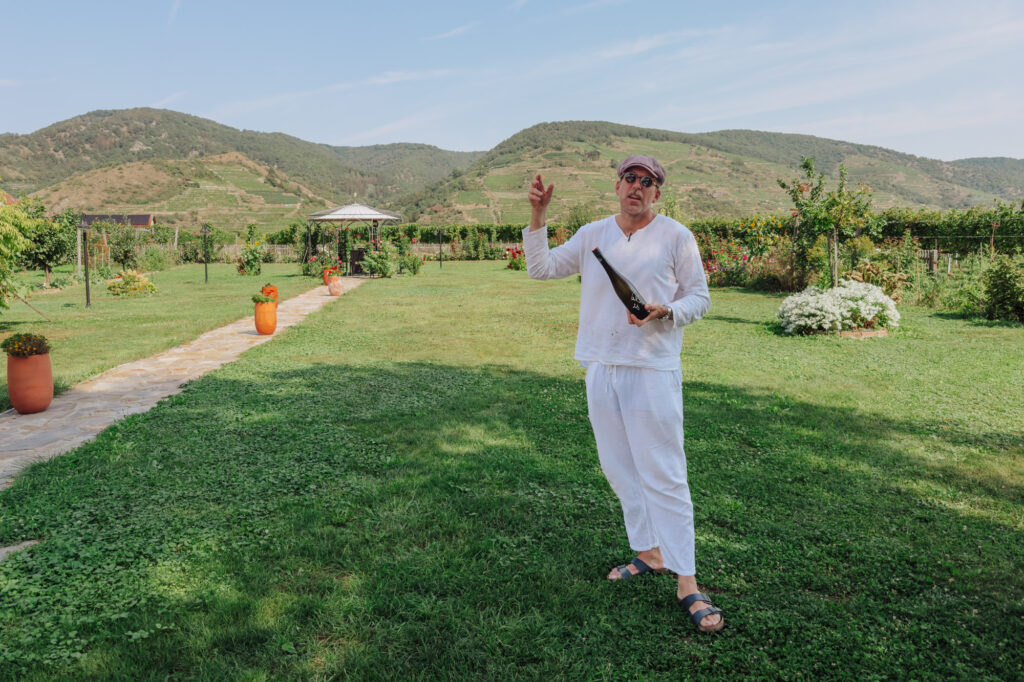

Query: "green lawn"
(0, 263), (1021, 679)
(0, 264), (320, 412)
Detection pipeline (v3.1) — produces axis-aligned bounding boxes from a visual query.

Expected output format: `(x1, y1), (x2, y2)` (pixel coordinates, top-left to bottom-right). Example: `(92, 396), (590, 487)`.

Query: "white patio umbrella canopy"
(308, 203), (399, 223)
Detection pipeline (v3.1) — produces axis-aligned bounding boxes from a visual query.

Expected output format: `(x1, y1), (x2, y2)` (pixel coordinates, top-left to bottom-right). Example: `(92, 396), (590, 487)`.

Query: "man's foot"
(607, 551), (673, 581)
(678, 591), (725, 633)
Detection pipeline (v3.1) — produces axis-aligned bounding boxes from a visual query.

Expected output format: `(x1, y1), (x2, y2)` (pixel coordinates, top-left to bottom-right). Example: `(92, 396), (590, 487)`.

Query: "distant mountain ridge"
(2, 110), (1022, 229)
(0, 108), (483, 203)
(398, 121), (1024, 223)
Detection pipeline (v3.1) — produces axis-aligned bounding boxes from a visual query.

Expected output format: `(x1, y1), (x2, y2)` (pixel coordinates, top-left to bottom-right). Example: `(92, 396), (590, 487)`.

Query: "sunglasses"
(621, 171), (658, 188)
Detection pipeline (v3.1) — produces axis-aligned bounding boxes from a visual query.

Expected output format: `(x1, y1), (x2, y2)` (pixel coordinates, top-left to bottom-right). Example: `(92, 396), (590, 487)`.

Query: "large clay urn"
(327, 276), (344, 296)
(254, 301), (277, 335)
(7, 353), (54, 414)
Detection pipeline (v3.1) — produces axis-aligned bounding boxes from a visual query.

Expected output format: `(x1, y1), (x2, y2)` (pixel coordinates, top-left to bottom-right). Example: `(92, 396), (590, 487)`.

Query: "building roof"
(81, 213), (155, 228)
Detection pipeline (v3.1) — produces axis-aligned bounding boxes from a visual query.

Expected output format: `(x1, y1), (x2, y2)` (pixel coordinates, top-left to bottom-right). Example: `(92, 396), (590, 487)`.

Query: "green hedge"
(301, 201), (1024, 254)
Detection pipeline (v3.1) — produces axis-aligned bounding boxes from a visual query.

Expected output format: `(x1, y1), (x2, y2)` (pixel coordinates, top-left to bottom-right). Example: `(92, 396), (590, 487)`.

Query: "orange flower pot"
(327, 276), (344, 296)
(322, 269), (332, 285)
(7, 353), (54, 414)
(254, 301), (277, 335)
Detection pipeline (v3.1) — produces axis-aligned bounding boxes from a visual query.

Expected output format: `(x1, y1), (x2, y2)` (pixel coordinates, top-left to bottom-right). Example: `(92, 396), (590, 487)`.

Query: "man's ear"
(654, 188), (661, 202)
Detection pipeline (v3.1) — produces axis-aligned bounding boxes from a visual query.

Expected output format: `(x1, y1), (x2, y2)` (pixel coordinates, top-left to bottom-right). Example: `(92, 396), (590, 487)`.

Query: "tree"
(778, 157), (827, 286)
(821, 165), (873, 287)
(779, 157), (873, 288)
(19, 208), (78, 287)
(565, 200), (595, 232)
(659, 188), (685, 222)
(108, 224), (142, 270)
(0, 204), (33, 311)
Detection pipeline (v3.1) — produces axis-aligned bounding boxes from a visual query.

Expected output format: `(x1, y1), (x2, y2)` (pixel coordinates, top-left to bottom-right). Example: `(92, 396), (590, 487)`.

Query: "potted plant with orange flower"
(252, 293), (277, 335)
(2, 332), (53, 414)
(260, 282), (278, 306)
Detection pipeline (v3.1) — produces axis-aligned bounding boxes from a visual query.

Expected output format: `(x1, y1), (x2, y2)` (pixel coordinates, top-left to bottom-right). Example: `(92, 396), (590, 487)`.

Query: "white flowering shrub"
(776, 279), (900, 335)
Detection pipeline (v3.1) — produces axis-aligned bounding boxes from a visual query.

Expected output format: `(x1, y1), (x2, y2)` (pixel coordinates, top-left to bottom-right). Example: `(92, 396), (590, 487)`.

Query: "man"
(523, 155), (723, 633)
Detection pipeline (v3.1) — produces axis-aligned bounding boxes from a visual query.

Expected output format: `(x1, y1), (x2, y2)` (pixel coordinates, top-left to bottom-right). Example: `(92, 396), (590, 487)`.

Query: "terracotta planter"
(7, 353), (54, 414)
(322, 269), (333, 285)
(261, 284), (278, 304)
(254, 301), (277, 335)
(327, 276), (344, 296)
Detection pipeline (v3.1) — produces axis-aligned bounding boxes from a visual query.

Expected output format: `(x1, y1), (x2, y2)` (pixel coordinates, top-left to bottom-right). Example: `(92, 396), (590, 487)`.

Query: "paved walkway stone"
(0, 278), (363, 491)
(0, 540), (40, 562)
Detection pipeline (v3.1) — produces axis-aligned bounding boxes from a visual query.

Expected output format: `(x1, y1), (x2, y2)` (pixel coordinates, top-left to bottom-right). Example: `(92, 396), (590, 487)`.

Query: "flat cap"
(616, 155), (666, 186)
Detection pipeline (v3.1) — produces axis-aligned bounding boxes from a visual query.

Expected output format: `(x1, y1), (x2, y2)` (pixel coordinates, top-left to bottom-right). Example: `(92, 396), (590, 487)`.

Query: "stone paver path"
(0, 278), (363, 492)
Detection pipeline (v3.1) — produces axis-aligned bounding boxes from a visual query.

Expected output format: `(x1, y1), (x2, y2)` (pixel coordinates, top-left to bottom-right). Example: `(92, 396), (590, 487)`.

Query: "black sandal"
(609, 557), (675, 581)
(678, 592), (725, 633)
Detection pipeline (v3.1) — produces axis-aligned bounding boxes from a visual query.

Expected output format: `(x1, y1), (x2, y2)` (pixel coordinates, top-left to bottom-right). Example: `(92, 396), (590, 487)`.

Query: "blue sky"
(2, 0), (1022, 160)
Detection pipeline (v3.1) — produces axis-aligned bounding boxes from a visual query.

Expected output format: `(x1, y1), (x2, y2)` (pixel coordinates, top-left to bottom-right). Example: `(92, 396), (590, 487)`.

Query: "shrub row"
(357, 202), (1024, 253)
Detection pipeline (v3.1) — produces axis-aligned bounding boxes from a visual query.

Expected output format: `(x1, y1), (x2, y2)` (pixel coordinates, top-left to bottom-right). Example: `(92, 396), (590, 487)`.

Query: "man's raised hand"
(528, 174), (553, 231)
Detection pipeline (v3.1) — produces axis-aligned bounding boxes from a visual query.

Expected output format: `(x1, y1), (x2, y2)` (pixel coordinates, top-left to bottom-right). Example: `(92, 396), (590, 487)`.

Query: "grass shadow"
(0, 360), (1020, 678)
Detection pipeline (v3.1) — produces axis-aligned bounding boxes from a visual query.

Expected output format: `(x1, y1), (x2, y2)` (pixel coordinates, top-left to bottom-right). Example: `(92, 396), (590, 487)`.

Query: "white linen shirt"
(522, 215), (710, 370)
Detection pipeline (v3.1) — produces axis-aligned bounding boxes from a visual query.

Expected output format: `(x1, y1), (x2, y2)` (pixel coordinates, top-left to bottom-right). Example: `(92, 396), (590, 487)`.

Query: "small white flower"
(777, 280), (899, 334)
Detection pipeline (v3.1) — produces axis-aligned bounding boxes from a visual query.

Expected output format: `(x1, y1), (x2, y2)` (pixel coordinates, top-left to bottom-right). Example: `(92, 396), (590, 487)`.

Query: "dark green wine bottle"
(592, 247), (649, 319)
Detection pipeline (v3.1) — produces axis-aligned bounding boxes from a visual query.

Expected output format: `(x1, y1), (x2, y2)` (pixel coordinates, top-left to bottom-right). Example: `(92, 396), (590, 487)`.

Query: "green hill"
(0, 108), (482, 203)
(398, 122), (1024, 224)
(4, 113), (1022, 228)
(29, 152), (333, 233)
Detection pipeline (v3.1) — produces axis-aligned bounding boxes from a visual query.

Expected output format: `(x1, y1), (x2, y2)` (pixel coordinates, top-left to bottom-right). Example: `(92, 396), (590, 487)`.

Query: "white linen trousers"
(585, 362), (696, 576)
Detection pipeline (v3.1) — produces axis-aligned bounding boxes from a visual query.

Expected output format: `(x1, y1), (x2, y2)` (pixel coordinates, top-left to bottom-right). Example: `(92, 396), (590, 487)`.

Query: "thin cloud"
(636, 13), (1024, 133)
(507, 0), (528, 10)
(0, 79), (18, 87)
(212, 69), (454, 119)
(598, 29), (720, 59)
(336, 108), (446, 145)
(168, 0), (181, 26)
(561, 0), (626, 16)
(368, 70), (452, 85)
(792, 91), (1020, 142)
(152, 91), (186, 108)
(425, 24), (474, 41)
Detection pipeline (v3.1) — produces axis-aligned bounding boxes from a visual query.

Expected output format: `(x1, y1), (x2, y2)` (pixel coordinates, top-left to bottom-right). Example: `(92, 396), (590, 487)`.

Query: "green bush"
(982, 255), (1024, 322)
(139, 246), (175, 272)
(107, 270), (157, 296)
(302, 248), (339, 277)
(747, 235), (798, 292)
(49, 275), (75, 289)
(238, 225), (264, 276)
(398, 253), (422, 275)
(361, 248), (394, 277)
(940, 276), (985, 315)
